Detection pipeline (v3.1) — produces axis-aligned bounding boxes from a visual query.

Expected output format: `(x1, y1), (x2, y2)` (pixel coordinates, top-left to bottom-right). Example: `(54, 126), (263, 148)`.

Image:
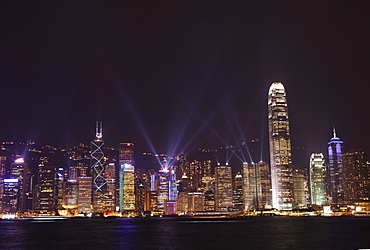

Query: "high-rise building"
(233, 172), (243, 211)
(243, 161), (272, 210)
(169, 169), (177, 201)
(91, 122), (107, 212)
(119, 142), (135, 211)
(62, 180), (79, 210)
(293, 169), (308, 208)
(157, 169), (169, 212)
(36, 164), (57, 214)
(135, 181), (146, 212)
(10, 158), (31, 213)
(70, 163), (88, 180)
(105, 163), (116, 212)
(327, 128), (344, 203)
(342, 149), (370, 201)
(268, 82), (294, 210)
(309, 153), (327, 205)
(176, 173), (190, 213)
(188, 192), (204, 212)
(77, 176), (92, 213)
(215, 165), (233, 211)
(189, 160), (203, 191)
(0, 156), (6, 212)
(2, 179), (19, 214)
(243, 162), (260, 210)
(258, 161), (272, 208)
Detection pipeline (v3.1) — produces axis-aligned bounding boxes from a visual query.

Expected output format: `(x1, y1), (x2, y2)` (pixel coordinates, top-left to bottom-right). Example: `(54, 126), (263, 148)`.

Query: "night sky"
(1, 1), (369, 167)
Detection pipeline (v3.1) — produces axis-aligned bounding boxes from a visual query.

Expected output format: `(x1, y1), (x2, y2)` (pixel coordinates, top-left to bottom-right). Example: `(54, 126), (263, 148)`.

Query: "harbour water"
(0, 217), (369, 249)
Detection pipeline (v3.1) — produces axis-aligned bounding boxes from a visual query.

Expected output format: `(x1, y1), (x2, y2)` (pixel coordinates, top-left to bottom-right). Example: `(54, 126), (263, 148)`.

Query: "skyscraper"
(10, 158), (31, 213)
(36, 164), (57, 214)
(327, 128), (344, 203)
(309, 153), (327, 205)
(242, 162), (271, 210)
(215, 165), (233, 211)
(0, 156), (6, 212)
(91, 122), (107, 212)
(2, 179), (19, 214)
(268, 82), (294, 210)
(119, 142), (135, 211)
(77, 176), (92, 213)
(233, 172), (243, 211)
(342, 149), (370, 201)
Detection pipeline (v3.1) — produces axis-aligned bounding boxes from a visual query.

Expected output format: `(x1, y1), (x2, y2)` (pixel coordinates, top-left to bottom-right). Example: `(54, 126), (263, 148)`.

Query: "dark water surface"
(0, 217), (369, 249)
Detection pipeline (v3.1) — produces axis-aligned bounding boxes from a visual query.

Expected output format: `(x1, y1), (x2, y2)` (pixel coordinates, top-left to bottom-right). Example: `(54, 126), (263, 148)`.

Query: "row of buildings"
(268, 82), (370, 211)
(0, 82), (369, 216)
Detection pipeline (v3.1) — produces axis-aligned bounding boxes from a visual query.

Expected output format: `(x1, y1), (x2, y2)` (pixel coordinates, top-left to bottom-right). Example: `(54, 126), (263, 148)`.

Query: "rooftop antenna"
(96, 121), (103, 139)
(333, 126), (337, 138)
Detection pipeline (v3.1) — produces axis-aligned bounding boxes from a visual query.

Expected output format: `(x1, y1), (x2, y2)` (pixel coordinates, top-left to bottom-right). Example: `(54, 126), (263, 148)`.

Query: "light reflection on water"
(0, 217), (369, 249)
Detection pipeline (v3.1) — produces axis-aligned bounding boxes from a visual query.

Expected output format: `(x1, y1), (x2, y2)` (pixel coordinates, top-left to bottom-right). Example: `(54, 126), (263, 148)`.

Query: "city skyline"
(0, 1), (369, 167)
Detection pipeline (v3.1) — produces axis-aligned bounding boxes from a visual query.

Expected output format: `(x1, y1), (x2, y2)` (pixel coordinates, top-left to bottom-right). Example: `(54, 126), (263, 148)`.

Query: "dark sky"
(0, 1), (369, 167)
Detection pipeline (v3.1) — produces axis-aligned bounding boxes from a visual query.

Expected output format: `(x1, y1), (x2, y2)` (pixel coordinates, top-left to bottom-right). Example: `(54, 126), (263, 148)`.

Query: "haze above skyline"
(1, 1), (369, 167)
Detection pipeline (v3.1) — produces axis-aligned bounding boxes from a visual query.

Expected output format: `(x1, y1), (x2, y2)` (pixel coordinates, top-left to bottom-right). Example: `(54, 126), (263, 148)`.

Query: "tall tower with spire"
(327, 127), (344, 203)
(268, 82), (294, 210)
(91, 121), (107, 211)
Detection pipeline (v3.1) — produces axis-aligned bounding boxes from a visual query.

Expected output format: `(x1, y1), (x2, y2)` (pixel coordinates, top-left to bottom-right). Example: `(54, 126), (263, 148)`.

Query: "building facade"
(215, 165), (233, 211)
(91, 122), (107, 212)
(327, 129), (344, 203)
(309, 153), (327, 205)
(342, 149), (370, 201)
(119, 142), (135, 211)
(268, 82), (294, 210)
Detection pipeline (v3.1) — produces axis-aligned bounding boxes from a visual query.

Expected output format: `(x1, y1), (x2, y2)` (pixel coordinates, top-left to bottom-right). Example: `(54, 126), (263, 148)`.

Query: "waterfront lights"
(4, 178), (18, 183)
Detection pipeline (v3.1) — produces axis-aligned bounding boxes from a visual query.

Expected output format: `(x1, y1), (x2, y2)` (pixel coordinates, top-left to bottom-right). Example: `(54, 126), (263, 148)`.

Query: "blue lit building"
(327, 128), (344, 203)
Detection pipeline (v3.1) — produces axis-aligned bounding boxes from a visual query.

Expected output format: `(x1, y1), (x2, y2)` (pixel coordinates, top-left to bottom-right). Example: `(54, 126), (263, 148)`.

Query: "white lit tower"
(91, 122), (107, 209)
(309, 153), (327, 205)
(268, 82), (294, 210)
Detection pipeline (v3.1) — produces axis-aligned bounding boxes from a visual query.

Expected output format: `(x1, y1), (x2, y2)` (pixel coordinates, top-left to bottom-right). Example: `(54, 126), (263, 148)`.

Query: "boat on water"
(353, 211), (370, 217)
(180, 211), (242, 220)
(23, 215), (70, 221)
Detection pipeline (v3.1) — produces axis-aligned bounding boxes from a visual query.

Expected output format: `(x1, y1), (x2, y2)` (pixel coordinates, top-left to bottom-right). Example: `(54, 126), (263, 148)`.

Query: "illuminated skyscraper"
(36, 164), (57, 214)
(119, 143), (135, 211)
(91, 122), (107, 212)
(77, 176), (92, 213)
(258, 161), (272, 208)
(309, 153), (327, 205)
(187, 192), (204, 212)
(215, 165), (233, 211)
(293, 169), (308, 208)
(0, 156), (6, 212)
(342, 149), (370, 201)
(233, 172), (243, 211)
(62, 180), (79, 210)
(327, 129), (344, 203)
(10, 158), (31, 213)
(268, 82), (294, 210)
(2, 179), (19, 213)
(189, 160), (203, 191)
(157, 169), (169, 212)
(243, 162), (260, 210)
(242, 162), (271, 210)
(105, 163), (116, 211)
